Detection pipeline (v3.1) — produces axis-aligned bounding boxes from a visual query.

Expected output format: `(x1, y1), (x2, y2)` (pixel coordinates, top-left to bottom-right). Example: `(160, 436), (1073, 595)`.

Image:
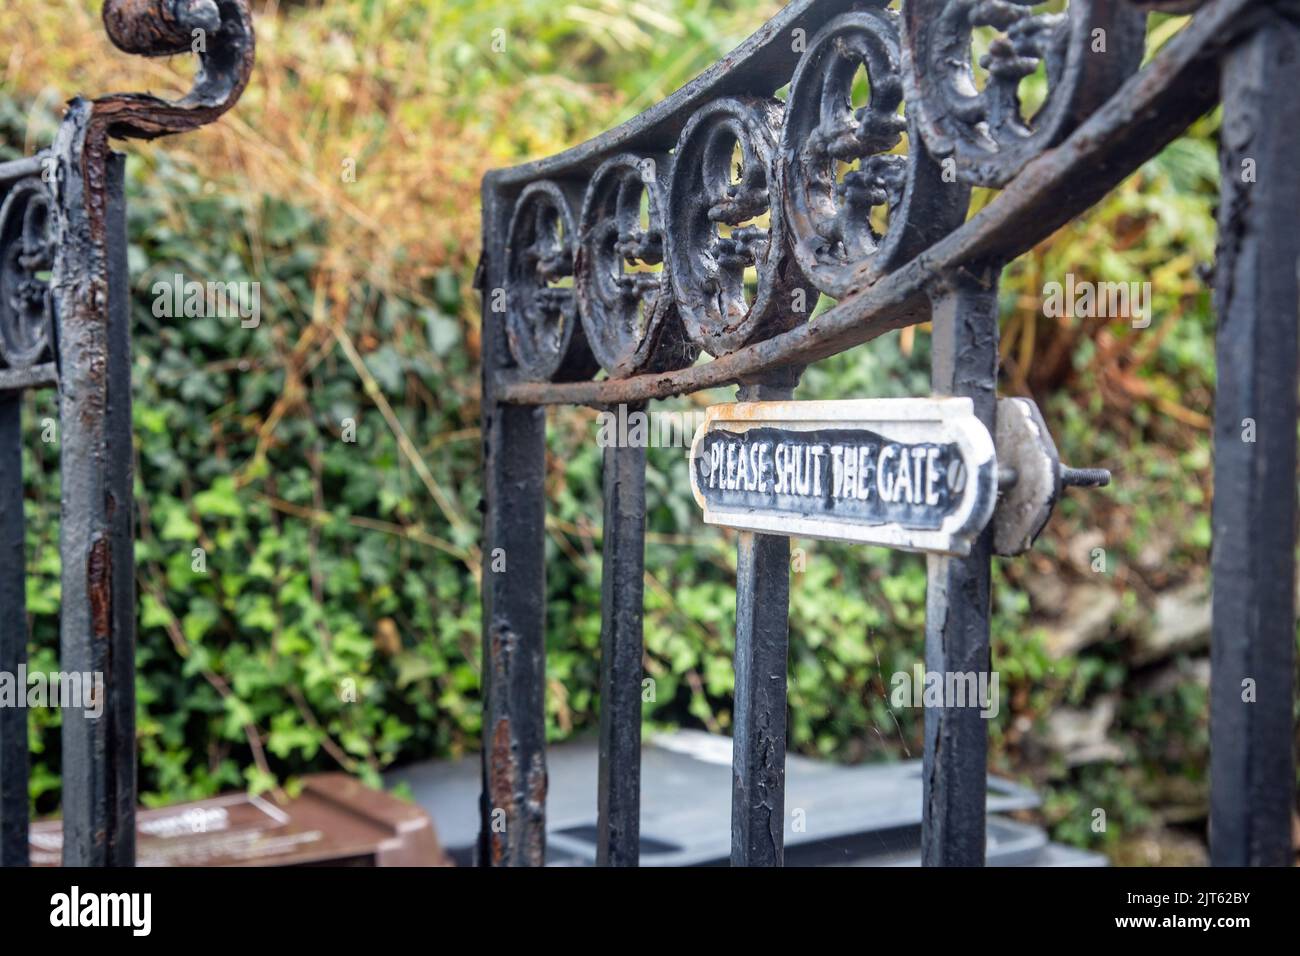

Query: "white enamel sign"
(688, 398), (999, 556)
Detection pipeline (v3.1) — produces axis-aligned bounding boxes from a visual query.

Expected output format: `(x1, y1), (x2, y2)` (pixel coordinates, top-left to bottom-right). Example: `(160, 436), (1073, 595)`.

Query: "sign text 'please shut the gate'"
(689, 399), (998, 556)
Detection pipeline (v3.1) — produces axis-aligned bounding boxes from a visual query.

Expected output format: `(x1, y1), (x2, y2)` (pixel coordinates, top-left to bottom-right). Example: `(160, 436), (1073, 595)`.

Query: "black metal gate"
(0, 0), (1294, 871)
(476, 0), (1299, 867)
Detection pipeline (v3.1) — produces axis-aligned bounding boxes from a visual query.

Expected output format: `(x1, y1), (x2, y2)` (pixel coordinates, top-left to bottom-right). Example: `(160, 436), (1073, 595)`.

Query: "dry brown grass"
(1, 0), (515, 307)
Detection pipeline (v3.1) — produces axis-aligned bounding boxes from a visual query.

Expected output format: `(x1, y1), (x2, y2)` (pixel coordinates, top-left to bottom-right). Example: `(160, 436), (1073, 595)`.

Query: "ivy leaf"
(193, 477), (244, 518)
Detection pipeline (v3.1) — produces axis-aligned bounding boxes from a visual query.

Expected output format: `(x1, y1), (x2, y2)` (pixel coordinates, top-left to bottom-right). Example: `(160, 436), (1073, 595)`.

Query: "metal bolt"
(1059, 465), (1111, 489)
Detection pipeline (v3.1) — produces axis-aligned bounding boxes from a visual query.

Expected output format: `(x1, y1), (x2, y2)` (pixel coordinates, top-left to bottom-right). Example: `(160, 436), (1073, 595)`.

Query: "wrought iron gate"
(0, 0), (1294, 872)
(477, 0), (1299, 867)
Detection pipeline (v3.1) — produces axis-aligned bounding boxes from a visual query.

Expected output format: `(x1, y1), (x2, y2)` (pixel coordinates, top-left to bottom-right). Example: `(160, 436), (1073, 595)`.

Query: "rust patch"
(102, 0), (202, 57)
(487, 717), (516, 866)
(78, 303), (110, 428)
(527, 752), (546, 807)
(87, 535), (112, 639)
(489, 622), (515, 682)
(524, 752), (547, 866)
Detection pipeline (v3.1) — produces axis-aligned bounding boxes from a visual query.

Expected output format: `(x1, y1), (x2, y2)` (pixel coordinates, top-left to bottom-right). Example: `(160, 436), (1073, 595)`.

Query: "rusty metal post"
(730, 373), (799, 867)
(0, 0), (253, 869)
(1209, 11), (1299, 868)
(0, 390), (28, 867)
(923, 268), (999, 867)
(596, 410), (647, 866)
(51, 111), (136, 867)
(478, 181), (549, 866)
(0, 155), (56, 870)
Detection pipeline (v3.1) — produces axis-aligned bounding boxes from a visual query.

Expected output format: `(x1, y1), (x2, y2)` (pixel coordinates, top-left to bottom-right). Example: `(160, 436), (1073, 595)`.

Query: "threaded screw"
(1059, 466), (1111, 488)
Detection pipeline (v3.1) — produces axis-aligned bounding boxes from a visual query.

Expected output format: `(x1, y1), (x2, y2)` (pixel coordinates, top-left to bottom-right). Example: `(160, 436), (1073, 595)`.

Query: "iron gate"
(0, 0), (1294, 871)
(477, 0), (1299, 867)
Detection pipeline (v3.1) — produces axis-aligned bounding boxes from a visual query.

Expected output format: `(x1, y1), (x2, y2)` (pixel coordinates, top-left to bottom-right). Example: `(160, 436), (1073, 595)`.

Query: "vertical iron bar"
(0, 391), (29, 866)
(478, 182), (549, 866)
(54, 112), (136, 866)
(1209, 15), (1299, 868)
(731, 373), (798, 867)
(923, 268), (999, 867)
(103, 152), (136, 867)
(596, 407), (647, 866)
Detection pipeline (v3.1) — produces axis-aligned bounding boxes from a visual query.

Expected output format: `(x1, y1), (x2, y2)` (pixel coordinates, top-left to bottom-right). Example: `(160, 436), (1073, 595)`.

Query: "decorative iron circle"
(575, 154), (697, 377)
(779, 8), (969, 298)
(901, 0), (1147, 188)
(665, 97), (815, 357)
(504, 180), (597, 382)
(0, 177), (55, 370)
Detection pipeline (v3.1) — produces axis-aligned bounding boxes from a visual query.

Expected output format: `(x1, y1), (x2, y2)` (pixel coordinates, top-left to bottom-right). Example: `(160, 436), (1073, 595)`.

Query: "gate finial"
(96, 0), (255, 141)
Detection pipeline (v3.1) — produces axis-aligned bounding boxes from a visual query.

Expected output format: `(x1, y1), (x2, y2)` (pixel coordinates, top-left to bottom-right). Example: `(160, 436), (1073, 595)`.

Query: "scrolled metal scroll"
(901, 0), (1147, 188)
(505, 180), (598, 382)
(575, 154), (697, 378)
(778, 6), (969, 298)
(96, 0), (254, 141)
(666, 97), (815, 356)
(0, 179), (55, 371)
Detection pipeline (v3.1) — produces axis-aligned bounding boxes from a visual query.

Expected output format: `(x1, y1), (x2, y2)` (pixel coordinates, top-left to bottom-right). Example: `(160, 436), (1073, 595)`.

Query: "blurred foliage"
(0, 1), (1261, 862)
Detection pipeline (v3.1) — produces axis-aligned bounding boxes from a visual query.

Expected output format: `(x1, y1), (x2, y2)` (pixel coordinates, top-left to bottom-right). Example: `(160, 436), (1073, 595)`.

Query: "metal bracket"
(993, 397), (1110, 556)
